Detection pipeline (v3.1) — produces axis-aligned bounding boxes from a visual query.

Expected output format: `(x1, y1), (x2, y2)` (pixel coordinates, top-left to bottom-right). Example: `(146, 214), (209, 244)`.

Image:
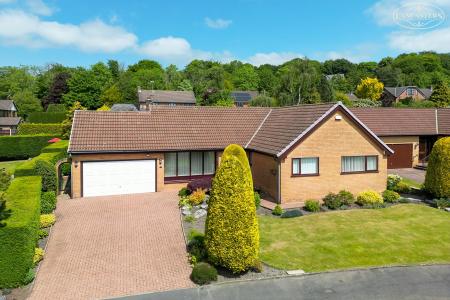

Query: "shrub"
(40, 214), (56, 228)
(178, 187), (190, 197)
(0, 135), (56, 160)
(0, 169), (11, 191)
(304, 199), (320, 212)
(424, 137), (450, 198)
(189, 188), (206, 206)
(33, 248), (44, 265)
(37, 229), (48, 239)
(0, 176), (41, 288)
(28, 112), (66, 123)
(205, 144), (259, 273)
(323, 193), (341, 209)
(61, 163), (71, 176)
(387, 174), (402, 190)
(22, 269), (35, 285)
(18, 123), (63, 136)
(393, 181), (410, 194)
(190, 262), (218, 285)
(254, 191), (261, 208)
(337, 190), (355, 206)
(356, 190), (383, 206)
(46, 104), (66, 113)
(187, 232), (207, 261)
(187, 177), (212, 193)
(178, 196), (190, 208)
(382, 190), (400, 203)
(41, 191), (57, 214)
(281, 209), (302, 218)
(35, 160), (57, 192)
(272, 204), (283, 216)
(435, 198), (450, 209)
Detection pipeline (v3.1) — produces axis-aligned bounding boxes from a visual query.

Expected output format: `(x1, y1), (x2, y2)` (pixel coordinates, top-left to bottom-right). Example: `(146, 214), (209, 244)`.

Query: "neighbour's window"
(406, 88), (415, 96)
(292, 157), (319, 176)
(341, 156), (378, 173)
(164, 151), (215, 178)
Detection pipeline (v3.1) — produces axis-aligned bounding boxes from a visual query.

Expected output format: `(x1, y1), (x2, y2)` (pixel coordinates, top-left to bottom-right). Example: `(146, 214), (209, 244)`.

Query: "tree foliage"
(61, 101), (86, 139)
(429, 81), (450, 108)
(355, 77), (384, 101)
(12, 89), (43, 119)
(424, 137), (450, 198)
(249, 95), (277, 107)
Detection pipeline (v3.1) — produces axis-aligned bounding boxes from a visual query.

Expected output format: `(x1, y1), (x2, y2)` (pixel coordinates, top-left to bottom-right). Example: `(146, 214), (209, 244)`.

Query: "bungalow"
(138, 88), (196, 110)
(381, 86), (432, 106)
(230, 91), (259, 107)
(0, 100), (21, 135)
(68, 102), (393, 204)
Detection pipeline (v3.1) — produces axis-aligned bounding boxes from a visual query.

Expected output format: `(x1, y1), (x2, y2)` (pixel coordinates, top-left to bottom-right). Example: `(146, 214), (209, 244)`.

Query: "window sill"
(340, 170), (379, 175)
(291, 173), (320, 177)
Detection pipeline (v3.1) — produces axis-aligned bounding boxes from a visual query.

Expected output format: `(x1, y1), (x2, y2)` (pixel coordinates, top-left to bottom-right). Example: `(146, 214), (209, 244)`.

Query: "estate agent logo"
(393, 2), (446, 30)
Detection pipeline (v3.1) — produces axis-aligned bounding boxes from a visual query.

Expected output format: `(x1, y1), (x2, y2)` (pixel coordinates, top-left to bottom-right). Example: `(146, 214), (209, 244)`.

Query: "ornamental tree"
(355, 77), (384, 101)
(424, 137), (450, 198)
(429, 81), (450, 108)
(205, 144), (259, 273)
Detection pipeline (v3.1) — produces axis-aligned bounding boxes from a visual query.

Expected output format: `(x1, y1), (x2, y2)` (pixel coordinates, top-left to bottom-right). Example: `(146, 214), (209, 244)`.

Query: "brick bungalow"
(68, 102), (394, 204)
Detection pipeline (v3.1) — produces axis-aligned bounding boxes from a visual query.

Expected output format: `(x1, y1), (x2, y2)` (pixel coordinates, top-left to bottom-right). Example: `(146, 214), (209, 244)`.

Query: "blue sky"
(0, 0), (449, 68)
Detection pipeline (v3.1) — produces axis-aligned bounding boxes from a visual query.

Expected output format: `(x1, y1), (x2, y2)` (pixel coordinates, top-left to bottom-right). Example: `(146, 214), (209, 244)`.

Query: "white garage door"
(82, 160), (156, 197)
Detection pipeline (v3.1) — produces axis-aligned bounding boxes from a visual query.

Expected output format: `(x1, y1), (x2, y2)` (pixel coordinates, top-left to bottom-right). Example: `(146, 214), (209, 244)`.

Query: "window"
(406, 88), (415, 96)
(164, 151), (216, 179)
(341, 156), (378, 174)
(292, 157), (319, 176)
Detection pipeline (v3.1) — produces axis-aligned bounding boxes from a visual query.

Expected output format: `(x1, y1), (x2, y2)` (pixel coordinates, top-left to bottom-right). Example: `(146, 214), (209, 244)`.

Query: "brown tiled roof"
(437, 108), (450, 135)
(138, 90), (196, 104)
(351, 108), (438, 136)
(247, 104), (335, 155)
(0, 117), (21, 126)
(69, 106), (270, 153)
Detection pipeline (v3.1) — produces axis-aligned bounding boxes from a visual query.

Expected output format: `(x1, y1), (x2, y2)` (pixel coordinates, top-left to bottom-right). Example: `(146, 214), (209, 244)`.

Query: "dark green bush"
(304, 199), (320, 212)
(178, 187), (190, 197)
(281, 209), (302, 218)
(323, 193), (341, 209)
(254, 191), (261, 208)
(337, 190), (355, 205)
(35, 160), (56, 192)
(61, 163), (71, 176)
(382, 190), (400, 203)
(18, 123), (63, 136)
(393, 181), (410, 194)
(424, 137), (450, 198)
(0, 135), (55, 160)
(28, 112), (66, 123)
(272, 204), (283, 216)
(46, 104), (66, 113)
(190, 262), (218, 285)
(187, 233), (207, 261)
(15, 149), (66, 177)
(41, 191), (56, 214)
(0, 176), (41, 288)
(0, 169), (11, 191)
(37, 229), (48, 239)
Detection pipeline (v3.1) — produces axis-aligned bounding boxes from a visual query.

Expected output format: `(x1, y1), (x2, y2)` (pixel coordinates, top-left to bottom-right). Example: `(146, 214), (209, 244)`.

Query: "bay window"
(164, 151), (216, 179)
(292, 157), (319, 176)
(341, 155), (378, 174)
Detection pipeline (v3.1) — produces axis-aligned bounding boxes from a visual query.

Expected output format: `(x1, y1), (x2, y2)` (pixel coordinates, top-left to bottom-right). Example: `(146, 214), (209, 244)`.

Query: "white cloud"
(247, 52), (304, 66)
(0, 9), (137, 52)
(26, 0), (53, 16)
(388, 27), (450, 52)
(205, 17), (232, 29)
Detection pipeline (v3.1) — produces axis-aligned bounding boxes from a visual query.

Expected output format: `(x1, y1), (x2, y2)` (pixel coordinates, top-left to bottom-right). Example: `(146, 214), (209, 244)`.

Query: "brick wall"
(251, 152), (278, 201)
(280, 112), (388, 203)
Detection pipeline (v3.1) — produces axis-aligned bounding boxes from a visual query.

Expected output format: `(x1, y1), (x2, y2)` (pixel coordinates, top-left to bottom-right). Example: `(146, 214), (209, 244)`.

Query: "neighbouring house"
(68, 102), (393, 204)
(351, 108), (450, 169)
(0, 100), (21, 135)
(138, 88), (196, 110)
(111, 104), (138, 111)
(230, 91), (259, 107)
(381, 86), (432, 106)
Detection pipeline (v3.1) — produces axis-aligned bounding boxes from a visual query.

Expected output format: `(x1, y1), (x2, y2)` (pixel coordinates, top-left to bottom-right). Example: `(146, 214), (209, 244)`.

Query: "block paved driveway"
(30, 191), (194, 300)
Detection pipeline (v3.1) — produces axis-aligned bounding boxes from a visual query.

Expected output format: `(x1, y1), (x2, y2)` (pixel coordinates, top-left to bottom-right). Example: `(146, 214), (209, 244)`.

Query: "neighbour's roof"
(230, 91), (259, 103)
(0, 100), (16, 111)
(69, 103), (393, 157)
(351, 108), (438, 136)
(384, 86), (432, 98)
(137, 90), (196, 104)
(0, 117), (21, 126)
(110, 104), (138, 111)
(437, 108), (450, 135)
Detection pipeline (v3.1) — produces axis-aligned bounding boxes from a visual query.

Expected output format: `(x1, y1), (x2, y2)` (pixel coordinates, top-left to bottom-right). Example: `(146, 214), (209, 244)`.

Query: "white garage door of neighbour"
(82, 160), (156, 197)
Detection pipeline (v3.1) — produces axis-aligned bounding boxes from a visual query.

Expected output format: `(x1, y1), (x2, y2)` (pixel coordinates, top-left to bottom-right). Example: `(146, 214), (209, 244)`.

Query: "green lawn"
(0, 160), (26, 175)
(401, 178), (422, 189)
(259, 204), (450, 272)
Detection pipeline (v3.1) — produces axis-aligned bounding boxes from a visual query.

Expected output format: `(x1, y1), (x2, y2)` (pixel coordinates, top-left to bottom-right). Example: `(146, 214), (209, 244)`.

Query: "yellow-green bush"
(356, 190), (383, 205)
(205, 144), (259, 273)
(33, 247), (44, 265)
(424, 137), (450, 198)
(40, 214), (55, 228)
(189, 188), (206, 206)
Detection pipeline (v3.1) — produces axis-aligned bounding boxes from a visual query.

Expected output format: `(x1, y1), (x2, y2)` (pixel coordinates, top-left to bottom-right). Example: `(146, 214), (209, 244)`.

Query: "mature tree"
(34, 64), (69, 101)
(205, 144), (259, 273)
(232, 64), (259, 90)
(429, 81), (450, 107)
(107, 59), (121, 81)
(249, 95), (277, 107)
(42, 72), (71, 109)
(256, 64), (278, 95)
(330, 75), (352, 93)
(62, 101), (86, 139)
(165, 64), (183, 90)
(322, 58), (355, 75)
(376, 65), (403, 87)
(200, 89), (233, 106)
(317, 76), (334, 102)
(12, 89), (42, 119)
(355, 77), (384, 101)
(177, 79), (193, 91)
(0, 67), (35, 99)
(424, 137), (450, 198)
(100, 84), (123, 106)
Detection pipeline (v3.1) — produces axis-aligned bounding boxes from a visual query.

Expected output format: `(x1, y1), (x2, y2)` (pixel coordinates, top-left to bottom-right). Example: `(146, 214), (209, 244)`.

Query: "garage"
(387, 144), (413, 169)
(82, 160), (156, 197)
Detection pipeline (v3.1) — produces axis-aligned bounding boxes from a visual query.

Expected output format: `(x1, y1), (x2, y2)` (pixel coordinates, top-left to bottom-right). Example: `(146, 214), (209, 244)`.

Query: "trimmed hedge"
(0, 135), (56, 160)
(15, 151), (66, 177)
(205, 144), (259, 273)
(424, 137), (450, 198)
(41, 140), (69, 153)
(46, 104), (66, 113)
(0, 176), (41, 288)
(28, 112), (66, 124)
(18, 123), (63, 136)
